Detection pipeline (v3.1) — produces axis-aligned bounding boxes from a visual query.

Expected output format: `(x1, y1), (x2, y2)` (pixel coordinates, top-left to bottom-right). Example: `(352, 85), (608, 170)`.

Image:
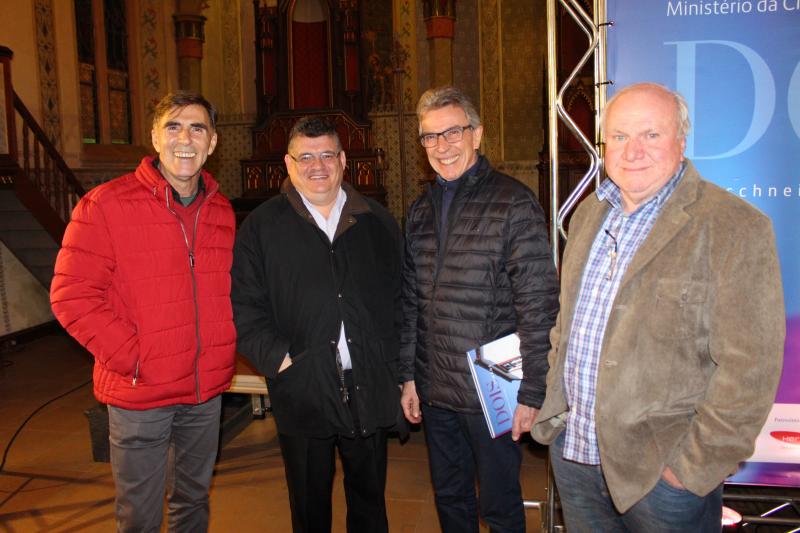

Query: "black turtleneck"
(435, 155), (480, 243)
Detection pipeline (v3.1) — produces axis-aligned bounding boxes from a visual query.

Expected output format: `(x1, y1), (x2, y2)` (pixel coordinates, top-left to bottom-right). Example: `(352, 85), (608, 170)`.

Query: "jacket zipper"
(132, 359), (140, 386)
(428, 186), (450, 405)
(165, 187), (208, 403)
(426, 175), (474, 406)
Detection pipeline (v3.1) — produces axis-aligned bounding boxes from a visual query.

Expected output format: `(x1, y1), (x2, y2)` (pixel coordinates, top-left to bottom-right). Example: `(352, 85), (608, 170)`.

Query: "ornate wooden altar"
(239, 0), (386, 208)
(240, 110), (386, 206)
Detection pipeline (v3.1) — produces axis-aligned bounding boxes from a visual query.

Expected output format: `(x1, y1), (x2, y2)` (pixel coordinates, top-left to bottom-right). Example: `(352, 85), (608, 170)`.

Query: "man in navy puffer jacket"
(399, 86), (559, 533)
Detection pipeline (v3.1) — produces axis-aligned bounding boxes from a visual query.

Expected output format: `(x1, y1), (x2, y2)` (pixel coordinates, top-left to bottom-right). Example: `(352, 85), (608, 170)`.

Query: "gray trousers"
(108, 395), (222, 533)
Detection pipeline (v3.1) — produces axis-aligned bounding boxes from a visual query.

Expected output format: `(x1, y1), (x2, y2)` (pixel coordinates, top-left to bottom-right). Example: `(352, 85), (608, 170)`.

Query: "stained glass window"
(73, 0), (132, 145)
(75, 0), (99, 143)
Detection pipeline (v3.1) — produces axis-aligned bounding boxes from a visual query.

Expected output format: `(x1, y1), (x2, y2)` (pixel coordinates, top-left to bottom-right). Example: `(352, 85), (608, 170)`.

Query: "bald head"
(602, 83), (691, 140)
(601, 83), (689, 213)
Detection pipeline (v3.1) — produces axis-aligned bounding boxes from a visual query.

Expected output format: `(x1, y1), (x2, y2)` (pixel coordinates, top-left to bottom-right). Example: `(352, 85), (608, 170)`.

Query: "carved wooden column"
(174, 10), (206, 92)
(254, 1), (279, 118)
(340, 0), (360, 115)
(423, 0), (455, 87)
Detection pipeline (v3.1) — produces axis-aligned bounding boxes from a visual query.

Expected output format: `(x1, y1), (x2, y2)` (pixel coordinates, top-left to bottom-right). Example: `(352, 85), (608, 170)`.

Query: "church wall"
(200, 0), (258, 200)
(1, 1), (41, 124)
(0, 243), (53, 337)
(496, 0), (546, 193)
(368, 0), (549, 222)
(452, 1), (480, 115)
(0, 0), (60, 335)
(53, 0), (83, 168)
(369, 111), (429, 222)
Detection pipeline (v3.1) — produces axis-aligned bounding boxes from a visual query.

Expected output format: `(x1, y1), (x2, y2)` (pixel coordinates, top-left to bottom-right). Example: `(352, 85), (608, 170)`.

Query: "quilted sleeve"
(50, 193), (140, 377)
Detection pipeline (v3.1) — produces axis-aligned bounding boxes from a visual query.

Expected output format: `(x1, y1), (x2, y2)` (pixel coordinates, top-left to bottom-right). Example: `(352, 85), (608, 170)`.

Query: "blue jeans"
(108, 396), (221, 533)
(421, 404), (525, 533)
(550, 432), (723, 532)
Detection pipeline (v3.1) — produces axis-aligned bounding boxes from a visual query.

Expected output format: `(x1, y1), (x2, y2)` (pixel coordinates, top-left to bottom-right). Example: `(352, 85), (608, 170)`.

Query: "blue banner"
(606, 1), (800, 485)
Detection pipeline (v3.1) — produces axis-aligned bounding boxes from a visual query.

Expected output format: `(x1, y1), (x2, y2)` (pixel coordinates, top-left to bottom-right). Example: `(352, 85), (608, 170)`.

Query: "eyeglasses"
(419, 125), (474, 148)
(288, 151), (341, 167)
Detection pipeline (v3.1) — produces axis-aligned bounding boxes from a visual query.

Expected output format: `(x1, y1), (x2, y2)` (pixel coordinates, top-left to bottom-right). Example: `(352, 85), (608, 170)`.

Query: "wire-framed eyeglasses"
(419, 125), (474, 148)
(288, 151), (341, 167)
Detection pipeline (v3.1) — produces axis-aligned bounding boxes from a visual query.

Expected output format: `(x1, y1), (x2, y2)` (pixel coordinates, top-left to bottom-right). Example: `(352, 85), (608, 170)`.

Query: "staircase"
(0, 192), (60, 288)
(0, 46), (84, 290)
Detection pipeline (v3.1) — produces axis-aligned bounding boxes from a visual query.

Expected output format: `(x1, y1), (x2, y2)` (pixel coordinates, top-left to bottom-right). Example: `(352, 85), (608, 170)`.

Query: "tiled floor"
(0, 333), (551, 532)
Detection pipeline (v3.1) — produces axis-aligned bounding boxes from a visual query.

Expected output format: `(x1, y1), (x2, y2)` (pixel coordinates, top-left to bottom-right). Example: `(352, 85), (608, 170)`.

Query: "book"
(466, 333), (522, 438)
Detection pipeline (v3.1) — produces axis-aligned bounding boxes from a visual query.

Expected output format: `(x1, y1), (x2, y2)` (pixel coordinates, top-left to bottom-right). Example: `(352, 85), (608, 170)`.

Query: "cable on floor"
(0, 378), (92, 473)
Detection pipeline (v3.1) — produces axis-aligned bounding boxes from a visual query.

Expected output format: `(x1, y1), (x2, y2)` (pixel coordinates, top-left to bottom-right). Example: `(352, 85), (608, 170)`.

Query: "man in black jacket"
(232, 117), (401, 533)
(399, 86), (559, 533)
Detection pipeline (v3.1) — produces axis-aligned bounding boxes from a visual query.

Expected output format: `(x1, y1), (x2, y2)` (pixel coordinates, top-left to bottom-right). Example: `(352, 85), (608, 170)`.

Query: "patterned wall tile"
(34, 0), (62, 150)
(140, 0), (164, 127)
(501, 0), (546, 162)
(395, 0), (419, 111)
(202, 114), (256, 200)
(221, 1), (242, 115)
(369, 111), (428, 222)
(495, 159), (540, 197)
(361, 0), (394, 113)
(453, 0), (480, 109)
(414, 0), (429, 99)
(479, 0), (502, 163)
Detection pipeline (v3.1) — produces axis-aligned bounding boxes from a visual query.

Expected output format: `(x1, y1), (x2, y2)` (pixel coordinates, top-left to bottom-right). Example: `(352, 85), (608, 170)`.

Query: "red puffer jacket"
(51, 156), (236, 409)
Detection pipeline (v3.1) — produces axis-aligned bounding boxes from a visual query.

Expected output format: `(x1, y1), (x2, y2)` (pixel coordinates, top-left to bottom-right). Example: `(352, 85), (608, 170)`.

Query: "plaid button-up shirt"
(561, 163), (686, 464)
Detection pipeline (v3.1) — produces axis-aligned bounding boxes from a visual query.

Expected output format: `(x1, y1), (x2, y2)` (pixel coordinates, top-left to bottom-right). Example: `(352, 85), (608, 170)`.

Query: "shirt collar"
(596, 160), (686, 213)
(152, 158), (206, 206)
(297, 186), (347, 222)
(171, 176), (205, 206)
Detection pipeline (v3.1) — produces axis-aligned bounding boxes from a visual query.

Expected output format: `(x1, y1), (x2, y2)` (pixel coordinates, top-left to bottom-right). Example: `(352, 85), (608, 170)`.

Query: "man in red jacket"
(50, 92), (236, 532)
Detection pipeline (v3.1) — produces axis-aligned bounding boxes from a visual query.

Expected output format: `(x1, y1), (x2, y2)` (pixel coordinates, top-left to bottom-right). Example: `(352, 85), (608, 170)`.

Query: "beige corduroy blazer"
(532, 160), (785, 513)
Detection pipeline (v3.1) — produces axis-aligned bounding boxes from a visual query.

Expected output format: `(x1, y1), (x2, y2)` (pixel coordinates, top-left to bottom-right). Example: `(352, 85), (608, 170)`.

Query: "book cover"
(466, 333), (522, 438)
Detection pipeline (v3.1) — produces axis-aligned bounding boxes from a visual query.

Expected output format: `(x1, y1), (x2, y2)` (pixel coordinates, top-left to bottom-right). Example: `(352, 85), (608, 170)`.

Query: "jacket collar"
(135, 155), (219, 208)
(558, 159), (703, 350)
(617, 159), (700, 287)
(426, 153), (492, 197)
(281, 178), (372, 240)
(569, 159), (702, 295)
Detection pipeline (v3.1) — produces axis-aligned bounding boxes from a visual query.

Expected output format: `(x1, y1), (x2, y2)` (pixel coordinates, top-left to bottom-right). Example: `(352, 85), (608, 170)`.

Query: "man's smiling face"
(151, 104), (217, 193)
(284, 134), (346, 215)
(419, 104), (483, 181)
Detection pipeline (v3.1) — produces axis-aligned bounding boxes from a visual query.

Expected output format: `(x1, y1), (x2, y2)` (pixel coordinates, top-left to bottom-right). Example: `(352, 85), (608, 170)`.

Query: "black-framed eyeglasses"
(419, 125), (474, 148)
(288, 151), (341, 167)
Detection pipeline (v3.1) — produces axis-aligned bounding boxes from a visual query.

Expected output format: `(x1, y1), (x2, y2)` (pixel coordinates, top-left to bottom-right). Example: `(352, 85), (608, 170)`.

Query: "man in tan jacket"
(532, 82), (785, 532)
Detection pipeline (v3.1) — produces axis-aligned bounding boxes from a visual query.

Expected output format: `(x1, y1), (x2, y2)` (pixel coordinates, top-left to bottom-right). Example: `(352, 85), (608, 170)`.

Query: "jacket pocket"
(650, 279), (707, 340)
(267, 345), (343, 434)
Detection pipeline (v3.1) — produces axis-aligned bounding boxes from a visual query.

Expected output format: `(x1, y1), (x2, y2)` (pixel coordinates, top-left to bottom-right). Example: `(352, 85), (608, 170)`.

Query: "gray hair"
(416, 86), (481, 134)
(601, 82), (691, 139)
(152, 91), (217, 130)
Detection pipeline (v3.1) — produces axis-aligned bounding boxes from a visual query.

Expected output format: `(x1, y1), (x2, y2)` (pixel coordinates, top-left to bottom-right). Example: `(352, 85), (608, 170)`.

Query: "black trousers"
(277, 378), (389, 533)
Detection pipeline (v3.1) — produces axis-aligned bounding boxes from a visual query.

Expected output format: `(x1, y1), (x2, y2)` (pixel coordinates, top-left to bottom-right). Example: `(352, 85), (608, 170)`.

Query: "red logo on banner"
(769, 431), (800, 445)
